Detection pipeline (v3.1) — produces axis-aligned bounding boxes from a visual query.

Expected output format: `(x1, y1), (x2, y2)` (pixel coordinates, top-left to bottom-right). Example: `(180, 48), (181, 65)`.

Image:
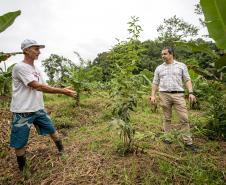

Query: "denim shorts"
(10, 109), (56, 149)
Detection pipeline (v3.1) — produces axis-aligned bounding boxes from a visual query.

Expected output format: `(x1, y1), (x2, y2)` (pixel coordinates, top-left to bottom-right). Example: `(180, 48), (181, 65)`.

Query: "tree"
(127, 16), (143, 40)
(92, 52), (112, 82)
(194, 3), (206, 28)
(109, 16), (150, 154)
(157, 15), (199, 46)
(42, 54), (75, 85)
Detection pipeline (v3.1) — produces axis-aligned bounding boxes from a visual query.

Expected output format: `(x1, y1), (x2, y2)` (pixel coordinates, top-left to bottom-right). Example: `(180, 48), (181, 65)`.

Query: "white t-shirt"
(10, 62), (45, 113)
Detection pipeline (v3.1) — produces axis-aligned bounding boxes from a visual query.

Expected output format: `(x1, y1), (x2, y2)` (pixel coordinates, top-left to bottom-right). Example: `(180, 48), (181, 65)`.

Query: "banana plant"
(0, 10), (21, 33)
(174, 1), (226, 80)
(200, 0), (226, 50)
(0, 63), (15, 96)
(0, 10), (21, 62)
(175, 41), (226, 81)
(0, 52), (23, 62)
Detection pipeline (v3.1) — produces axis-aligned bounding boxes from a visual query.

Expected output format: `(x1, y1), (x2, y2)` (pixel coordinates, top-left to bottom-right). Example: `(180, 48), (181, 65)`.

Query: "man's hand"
(188, 94), (196, 103)
(149, 95), (157, 104)
(63, 88), (77, 98)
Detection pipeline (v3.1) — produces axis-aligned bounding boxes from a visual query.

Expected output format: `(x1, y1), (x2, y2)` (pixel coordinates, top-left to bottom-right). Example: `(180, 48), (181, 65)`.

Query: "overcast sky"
(0, 0), (204, 68)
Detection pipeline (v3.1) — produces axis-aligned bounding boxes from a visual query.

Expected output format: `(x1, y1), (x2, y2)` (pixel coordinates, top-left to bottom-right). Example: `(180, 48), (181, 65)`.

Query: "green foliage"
(66, 67), (89, 106)
(200, 0), (226, 49)
(93, 35), (218, 81)
(109, 64), (142, 154)
(108, 17), (151, 154)
(127, 16), (143, 40)
(0, 10), (21, 33)
(189, 65), (219, 81)
(215, 54), (226, 69)
(175, 40), (219, 59)
(158, 156), (225, 184)
(0, 63), (15, 96)
(157, 15), (199, 46)
(0, 52), (23, 62)
(0, 10), (21, 64)
(191, 79), (226, 140)
(42, 54), (75, 85)
(187, 74), (206, 109)
(65, 52), (103, 106)
(93, 37), (160, 81)
(138, 40), (163, 72)
(92, 52), (113, 82)
(85, 66), (103, 82)
(194, 3), (206, 27)
(204, 83), (226, 139)
(110, 119), (135, 155)
(178, 40), (226, 82)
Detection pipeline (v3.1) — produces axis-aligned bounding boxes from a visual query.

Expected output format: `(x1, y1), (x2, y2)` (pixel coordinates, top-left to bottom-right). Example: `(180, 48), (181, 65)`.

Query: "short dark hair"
(162, 47), (174, 56)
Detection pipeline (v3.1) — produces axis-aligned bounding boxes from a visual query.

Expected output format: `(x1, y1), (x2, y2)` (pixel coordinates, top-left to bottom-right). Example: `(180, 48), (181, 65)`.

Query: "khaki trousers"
(159, 92), (192, 145)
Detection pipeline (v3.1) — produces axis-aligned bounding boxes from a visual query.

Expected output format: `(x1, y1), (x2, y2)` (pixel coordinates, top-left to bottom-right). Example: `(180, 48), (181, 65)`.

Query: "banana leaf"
(175, 41), (219, 58)
(0, 10), (21, 33)
(215, 54), (226, 69)
(0, 52), (23, 62)
(200, 0), (226, 49)
(188, 64), (219, 80)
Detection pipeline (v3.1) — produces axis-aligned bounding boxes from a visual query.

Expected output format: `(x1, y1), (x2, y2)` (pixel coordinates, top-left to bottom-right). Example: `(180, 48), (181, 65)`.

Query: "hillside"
(0, 93), (226, 185)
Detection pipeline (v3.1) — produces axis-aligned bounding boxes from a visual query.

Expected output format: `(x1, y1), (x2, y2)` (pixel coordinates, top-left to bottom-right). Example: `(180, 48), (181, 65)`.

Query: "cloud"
(0, 0), (202, 68)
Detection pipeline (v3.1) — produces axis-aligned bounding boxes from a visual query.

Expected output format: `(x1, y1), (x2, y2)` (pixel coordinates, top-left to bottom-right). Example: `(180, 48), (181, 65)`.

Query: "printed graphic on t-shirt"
(32, 71), (40, 81)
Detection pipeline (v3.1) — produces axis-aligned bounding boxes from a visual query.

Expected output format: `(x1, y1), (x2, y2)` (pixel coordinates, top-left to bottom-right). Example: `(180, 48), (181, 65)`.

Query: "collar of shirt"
(163, 60), (179, 66)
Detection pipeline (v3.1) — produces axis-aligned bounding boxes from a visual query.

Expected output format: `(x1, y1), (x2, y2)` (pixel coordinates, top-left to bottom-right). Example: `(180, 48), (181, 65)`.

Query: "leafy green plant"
(109, 64), (140, 155)
(65, 52), (99, 106)
(204, 83), (226, 139)
(157, 15), (199, 46)
(66, 66), (90, 106)
(0, 63), (15, 96)
(108, 17), (150, 155)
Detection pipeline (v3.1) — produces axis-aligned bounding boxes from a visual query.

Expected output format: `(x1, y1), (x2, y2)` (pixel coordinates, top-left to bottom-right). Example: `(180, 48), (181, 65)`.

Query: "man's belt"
(160, 91), (184, 94)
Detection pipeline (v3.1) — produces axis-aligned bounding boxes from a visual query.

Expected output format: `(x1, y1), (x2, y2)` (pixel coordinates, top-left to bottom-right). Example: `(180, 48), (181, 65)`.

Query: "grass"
(0, 92), (226, 184)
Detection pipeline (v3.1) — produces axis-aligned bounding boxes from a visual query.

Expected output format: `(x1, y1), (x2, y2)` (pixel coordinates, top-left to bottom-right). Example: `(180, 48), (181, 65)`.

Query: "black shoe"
(185, 144), (198, 152)
(16, 155), (26, 171)
(163, 139), (172, 145)
(54, 140), (64, 155)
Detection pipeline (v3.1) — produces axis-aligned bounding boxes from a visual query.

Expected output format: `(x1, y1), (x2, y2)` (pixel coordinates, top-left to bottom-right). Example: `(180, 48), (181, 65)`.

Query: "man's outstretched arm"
(28, 81), (77, 98)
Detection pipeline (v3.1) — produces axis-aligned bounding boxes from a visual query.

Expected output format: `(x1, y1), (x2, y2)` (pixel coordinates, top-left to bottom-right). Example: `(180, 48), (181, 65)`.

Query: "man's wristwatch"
(189, 92), (194, 95)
